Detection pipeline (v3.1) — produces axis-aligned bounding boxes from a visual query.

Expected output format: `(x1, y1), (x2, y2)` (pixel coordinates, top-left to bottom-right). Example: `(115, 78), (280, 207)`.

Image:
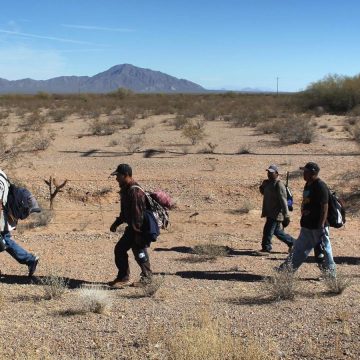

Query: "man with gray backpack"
(0, 170), (40, 277)
(259, 164), (295, 253)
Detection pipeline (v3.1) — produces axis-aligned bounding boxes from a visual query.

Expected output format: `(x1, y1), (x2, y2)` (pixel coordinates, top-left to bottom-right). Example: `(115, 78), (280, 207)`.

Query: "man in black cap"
(108, 164), (152, 288)
(279, 162), (336, 275)
(259, 164), (295, 253)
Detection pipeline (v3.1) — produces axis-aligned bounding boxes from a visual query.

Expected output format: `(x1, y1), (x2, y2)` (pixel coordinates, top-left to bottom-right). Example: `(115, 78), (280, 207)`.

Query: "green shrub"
(182, 120), (206, 145)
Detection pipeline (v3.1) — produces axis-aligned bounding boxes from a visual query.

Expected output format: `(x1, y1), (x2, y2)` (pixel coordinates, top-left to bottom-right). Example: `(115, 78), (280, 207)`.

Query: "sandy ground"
(0, 112), (359, 359)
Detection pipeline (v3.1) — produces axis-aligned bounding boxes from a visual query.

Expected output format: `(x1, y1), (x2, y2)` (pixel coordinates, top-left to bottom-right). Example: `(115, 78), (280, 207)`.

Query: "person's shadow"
(175, 270), (264, 282)
(0, 274), (98, 289)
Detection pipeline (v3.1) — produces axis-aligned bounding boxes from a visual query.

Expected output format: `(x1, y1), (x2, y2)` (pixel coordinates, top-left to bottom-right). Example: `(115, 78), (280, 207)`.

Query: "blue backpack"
(285, 172), (293, 211)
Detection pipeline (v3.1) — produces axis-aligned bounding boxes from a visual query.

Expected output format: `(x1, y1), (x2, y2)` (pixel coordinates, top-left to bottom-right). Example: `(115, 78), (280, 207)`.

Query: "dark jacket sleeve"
(130, 187), (147, 232)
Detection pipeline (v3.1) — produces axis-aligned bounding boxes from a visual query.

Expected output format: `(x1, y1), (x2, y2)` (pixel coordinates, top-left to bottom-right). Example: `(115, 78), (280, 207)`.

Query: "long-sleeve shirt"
(260, 179), (290, 221)
(118, 180), (147, 232)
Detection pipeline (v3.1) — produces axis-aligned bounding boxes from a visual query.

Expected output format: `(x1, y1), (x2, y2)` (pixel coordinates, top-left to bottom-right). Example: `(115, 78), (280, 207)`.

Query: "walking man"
(259, 164), (295, 253)
(109, 164), (152, 288)
(279, 162), (336, 276)
(0, 170), (40, 277)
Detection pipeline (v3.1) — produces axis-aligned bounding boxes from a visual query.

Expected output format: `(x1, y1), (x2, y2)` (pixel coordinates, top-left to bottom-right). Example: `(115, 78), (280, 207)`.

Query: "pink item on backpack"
(150, 191), (173, 209)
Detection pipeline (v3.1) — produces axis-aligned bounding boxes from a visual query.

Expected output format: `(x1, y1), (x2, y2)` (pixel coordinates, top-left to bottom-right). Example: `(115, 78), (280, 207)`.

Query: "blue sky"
(0, 0), (358, 92)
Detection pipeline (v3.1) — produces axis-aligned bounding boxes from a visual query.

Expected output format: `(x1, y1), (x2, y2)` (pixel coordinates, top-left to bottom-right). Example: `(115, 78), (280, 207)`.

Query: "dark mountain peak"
(0, 64), (206, 94)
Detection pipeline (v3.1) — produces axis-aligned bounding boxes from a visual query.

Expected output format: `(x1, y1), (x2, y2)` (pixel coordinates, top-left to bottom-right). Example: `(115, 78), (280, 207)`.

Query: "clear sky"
(0, 0), (358, 92)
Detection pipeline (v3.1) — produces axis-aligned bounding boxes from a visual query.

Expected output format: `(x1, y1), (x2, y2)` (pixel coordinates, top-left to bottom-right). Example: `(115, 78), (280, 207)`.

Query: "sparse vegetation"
(78, 285), (112, 314)
(323, 271), (352, 295)
(278, 116), (314, 144)
(265, 264), (298, 301)
(138, 276), (164, 297)
(40, 272), (68, 300)
(149, 311), (273, 360)
(182, 119), (206, 145)
(125, 134), (144, 152)
(193, 243), (231, 259)
(89, 120), (116, 136)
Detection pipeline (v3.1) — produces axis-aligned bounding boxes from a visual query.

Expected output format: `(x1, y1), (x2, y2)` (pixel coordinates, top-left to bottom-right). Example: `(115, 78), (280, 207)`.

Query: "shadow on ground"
(175, 270), (264, 282)
(0, 274), (98, 289)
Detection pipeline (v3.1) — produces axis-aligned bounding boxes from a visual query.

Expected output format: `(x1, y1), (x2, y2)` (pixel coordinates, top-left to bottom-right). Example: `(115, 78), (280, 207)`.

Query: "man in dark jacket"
(259, 164), (295, 253)
(109, 164), (152, 288)
(279, 162), (336, 276)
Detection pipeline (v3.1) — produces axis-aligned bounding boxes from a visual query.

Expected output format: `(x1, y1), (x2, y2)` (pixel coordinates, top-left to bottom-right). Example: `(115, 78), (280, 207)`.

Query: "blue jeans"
(262, 217), (295, 251)
(2, 232), (36, 265)
(283, 226), (336, 274)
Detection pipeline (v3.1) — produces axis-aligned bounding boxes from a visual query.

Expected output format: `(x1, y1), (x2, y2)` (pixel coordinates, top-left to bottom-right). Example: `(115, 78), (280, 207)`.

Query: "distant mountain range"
(0, 64), (206, 94)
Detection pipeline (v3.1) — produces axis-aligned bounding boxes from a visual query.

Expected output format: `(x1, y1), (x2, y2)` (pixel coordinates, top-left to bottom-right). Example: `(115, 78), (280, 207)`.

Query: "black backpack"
(285, 172), (293, 211)
(327, 190), (346, 228)
(0, 173), (40, 220)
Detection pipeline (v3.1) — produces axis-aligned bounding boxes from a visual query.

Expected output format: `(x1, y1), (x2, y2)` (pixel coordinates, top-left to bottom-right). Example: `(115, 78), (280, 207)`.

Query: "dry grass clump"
(139, 275), (164, 297)
(17, 208), (53, 232)
(264, 264), (298, 301)
(78, 285), (112, 314)
(40, 273), (68, 300)
(48, 108), (68, 122)
(125, 134), (144, 152)
(89, 120), (116, 136)
(323, 271), (352, 295)
(21, 110), (46, 131)
(149, 312), (273, 360)
(0, 110), (10, 120)
(256, 119), (283, 134)
(228, 200), (254, 214)
(198, 142), (218, 154)
(193, 243), (231, 259)
(172, 114), (189, 130)
(237, 145), (251, 154)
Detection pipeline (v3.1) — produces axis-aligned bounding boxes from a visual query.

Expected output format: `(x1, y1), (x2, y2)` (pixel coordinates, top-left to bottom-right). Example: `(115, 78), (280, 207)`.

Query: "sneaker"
(259, 248), (271, 253)
(28, 256), (39, 277)
(108, 278), (131, 289)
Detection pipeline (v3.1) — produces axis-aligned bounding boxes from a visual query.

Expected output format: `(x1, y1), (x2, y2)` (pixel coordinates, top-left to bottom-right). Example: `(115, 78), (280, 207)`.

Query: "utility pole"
(276, 77), (279, 96)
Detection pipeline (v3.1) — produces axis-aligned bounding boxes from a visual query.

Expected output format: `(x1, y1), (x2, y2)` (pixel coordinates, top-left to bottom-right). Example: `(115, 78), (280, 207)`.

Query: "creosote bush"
(182, 119), (206, 145)
(278, 116), (314, 144)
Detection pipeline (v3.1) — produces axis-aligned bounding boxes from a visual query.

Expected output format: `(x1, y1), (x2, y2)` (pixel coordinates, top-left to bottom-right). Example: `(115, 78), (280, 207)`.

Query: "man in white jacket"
(0, 170), (39, 277)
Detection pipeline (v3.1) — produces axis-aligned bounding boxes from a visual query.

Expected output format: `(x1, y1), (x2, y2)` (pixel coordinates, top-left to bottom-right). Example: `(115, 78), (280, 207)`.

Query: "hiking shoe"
(259, 248), (271, 253)
(28, 256), (39, 277)
(108, 278), (131, 289)
(131, 276), (152, 288)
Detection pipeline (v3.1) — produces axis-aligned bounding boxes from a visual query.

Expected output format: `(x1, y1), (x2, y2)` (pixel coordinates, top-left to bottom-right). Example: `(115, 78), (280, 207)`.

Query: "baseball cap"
(266, 164), (279, 173)
(300, 162), (320, 173)
(110, 163), (132, 176)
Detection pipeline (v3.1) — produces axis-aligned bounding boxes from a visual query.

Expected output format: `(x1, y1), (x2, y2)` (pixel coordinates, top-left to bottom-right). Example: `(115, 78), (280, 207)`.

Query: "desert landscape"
(0, 92), (359, 359)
